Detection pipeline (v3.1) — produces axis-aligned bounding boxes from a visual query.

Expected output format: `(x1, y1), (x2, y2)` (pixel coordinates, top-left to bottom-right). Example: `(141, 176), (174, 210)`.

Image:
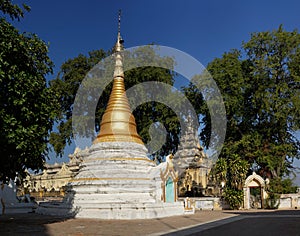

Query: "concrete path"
(0, 210), (299, 235)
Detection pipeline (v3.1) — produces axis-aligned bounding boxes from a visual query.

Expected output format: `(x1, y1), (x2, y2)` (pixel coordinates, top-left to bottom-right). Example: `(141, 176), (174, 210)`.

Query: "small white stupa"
(0, 179), (37, 215)
(37, 11), (184, 219)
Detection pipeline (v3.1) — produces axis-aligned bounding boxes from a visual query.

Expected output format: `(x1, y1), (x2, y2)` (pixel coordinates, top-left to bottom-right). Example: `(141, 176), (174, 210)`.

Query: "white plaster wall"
(195, 199), (214, 210)
(279, 198), (292, 208)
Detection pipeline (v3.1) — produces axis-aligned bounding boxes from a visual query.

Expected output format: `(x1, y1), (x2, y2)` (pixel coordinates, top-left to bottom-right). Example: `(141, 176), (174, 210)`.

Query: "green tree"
(186, 26), (300, 192)
(212, 154), (249, 209)
(268, 177), (297, 194)
(49, 49), (107, 155)
(0, 1), (57, 182)
(0, 0), (30, 21)
(50, 46), (180, 160)
(242, 26), (300, 179)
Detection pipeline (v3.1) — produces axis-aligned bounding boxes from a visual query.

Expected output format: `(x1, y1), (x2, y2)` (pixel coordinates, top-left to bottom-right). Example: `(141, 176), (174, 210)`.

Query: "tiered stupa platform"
(37, 141), (184, 219)
(64, 142), (183, 219)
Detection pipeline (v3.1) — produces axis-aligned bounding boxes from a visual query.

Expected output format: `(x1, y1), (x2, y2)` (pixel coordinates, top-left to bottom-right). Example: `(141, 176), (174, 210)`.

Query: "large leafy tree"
(49, 49), (107, 155)
(242, 26), (300, 179)
(0, 1), (57, 182)
(50, 46), (180, 159)
(185, 26), (300, 192)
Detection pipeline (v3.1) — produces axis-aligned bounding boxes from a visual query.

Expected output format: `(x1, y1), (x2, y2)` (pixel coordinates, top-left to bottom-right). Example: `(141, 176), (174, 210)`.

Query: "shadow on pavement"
(0, 213), (74, 236)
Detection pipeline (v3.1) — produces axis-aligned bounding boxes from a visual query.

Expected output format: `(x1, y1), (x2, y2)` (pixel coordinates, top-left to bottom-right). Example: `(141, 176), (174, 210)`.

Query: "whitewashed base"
(37, 142), (185, 219)
(37, 201), (184, 219)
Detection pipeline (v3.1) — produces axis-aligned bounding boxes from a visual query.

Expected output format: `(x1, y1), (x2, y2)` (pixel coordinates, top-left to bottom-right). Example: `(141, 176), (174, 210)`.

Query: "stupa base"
(76, 202), (184, 219)
(36, 201), (184, 219)
(36, 141), (186, 219)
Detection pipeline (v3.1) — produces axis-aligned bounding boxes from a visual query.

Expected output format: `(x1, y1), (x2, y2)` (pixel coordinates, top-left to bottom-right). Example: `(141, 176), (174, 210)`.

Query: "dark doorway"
(250, 187), (262, 209)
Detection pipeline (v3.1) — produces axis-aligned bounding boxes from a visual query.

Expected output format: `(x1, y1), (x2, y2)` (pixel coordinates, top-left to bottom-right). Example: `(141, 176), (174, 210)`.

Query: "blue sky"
(10, 0), (300, 183)
(12, 0), (300, 75)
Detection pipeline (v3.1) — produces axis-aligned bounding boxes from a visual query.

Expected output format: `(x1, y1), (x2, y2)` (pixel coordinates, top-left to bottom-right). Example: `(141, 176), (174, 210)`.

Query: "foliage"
(0, 0), (30, 21)
(185, 25), (300, 189)
(212, 154), (249, 189)
(212, 154), (249, 209)
(264, 192), (280, 209)
(0, 1), (57, 182)
(212, 157), (227, 183)
(50, 46), (180, 159)
(268, 177), (298, 194)
(241, 26), (300, 179)
(49, 49), (107, 154)
(223, 188), (244, 210)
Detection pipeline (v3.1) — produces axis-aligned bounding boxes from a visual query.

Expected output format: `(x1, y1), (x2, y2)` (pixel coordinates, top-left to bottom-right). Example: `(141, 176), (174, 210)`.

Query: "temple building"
(22, 149), (83, 200)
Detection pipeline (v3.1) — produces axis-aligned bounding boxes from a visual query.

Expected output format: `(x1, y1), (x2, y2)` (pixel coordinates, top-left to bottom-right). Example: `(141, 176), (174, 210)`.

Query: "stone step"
(74, 203), (184, 219)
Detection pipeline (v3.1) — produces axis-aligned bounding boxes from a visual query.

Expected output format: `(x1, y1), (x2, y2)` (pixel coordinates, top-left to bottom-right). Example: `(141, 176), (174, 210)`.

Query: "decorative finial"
(118, 9), (121, 35)
(114, 9), (124, 52)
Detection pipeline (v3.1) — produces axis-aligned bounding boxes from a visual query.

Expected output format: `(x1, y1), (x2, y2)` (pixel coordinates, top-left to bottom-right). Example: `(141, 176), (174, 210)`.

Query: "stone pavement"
(0, 210), (299, 236)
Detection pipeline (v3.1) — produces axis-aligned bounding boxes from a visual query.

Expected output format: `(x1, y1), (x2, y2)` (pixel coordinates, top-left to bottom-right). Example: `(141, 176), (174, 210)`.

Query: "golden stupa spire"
(94, 10), (144, 144)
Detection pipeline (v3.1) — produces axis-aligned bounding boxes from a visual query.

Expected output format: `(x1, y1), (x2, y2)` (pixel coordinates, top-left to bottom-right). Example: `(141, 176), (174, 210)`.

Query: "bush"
(223, 188), (244, 209)
(269, 178), (297, 194)
(264, 192), (280, 209)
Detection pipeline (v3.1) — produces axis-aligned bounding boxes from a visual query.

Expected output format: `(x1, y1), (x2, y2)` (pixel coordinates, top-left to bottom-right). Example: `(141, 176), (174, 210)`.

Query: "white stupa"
(37, 12), (184, 219)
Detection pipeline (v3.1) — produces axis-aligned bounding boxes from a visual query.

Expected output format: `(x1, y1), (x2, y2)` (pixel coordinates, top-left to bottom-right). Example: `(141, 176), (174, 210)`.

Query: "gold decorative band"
(93, 136), (144, 145)
(83, 157), (155, 163)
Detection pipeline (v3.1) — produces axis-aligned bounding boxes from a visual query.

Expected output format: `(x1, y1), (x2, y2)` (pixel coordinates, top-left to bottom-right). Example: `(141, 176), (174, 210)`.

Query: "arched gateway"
(243, 172), (267, 209)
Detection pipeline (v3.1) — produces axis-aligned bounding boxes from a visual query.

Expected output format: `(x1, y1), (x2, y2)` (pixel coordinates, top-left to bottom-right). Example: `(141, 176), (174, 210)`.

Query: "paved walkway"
(0, 210), (299, 235)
